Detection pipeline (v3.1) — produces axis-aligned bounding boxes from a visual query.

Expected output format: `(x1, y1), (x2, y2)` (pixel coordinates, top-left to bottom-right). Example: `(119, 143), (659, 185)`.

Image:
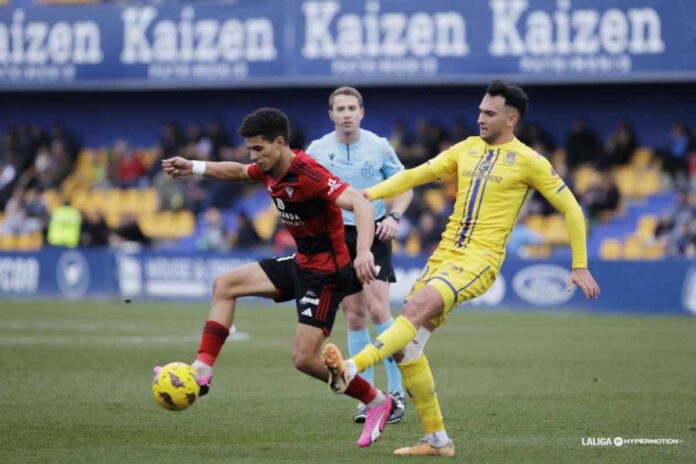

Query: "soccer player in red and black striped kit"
(160, 108), (395, 448)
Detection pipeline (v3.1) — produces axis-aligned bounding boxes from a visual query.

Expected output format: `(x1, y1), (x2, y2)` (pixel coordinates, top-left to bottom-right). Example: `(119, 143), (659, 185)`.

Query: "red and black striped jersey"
(247, 150), (351, 274)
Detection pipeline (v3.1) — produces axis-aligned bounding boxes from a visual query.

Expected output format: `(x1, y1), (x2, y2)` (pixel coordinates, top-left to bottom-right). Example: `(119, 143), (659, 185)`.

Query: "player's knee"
(292, 350), (313, 373)
(343, 306), (367, 330)
(402, 291), (438, 324)
(212, 273), (241, 300)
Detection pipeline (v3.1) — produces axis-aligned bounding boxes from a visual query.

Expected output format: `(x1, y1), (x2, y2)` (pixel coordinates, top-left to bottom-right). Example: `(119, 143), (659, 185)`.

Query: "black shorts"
(258, 255), (358, 336)
(344, 220), (396, 285)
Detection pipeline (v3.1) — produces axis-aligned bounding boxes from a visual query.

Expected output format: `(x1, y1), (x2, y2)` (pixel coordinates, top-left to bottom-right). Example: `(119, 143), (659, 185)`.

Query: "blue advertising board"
(1, 249), (694, 315)
(0, 0), (695, 89)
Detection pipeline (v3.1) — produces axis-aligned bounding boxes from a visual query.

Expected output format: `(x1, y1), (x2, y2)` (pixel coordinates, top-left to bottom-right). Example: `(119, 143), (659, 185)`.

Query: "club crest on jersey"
(284, 186), (294, 198)
(328, 153), (336, 162)
(504, 152), (516, 165)
(361, 162), (375, 178)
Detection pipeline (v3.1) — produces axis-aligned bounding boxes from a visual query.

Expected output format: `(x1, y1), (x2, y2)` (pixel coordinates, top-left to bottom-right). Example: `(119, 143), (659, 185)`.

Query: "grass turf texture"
(0, 300), (694, 463)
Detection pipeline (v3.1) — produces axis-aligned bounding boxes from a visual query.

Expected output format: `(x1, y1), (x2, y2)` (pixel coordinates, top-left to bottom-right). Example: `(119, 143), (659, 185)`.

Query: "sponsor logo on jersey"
(504, 152), (516, 165)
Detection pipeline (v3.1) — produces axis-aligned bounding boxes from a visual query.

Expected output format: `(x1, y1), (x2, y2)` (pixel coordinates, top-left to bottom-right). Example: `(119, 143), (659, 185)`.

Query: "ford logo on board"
(512, 264), (574, 306)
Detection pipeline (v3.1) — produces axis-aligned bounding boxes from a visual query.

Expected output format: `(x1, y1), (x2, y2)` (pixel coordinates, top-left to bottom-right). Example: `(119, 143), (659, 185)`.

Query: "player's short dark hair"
(238, 107), (289, 143)
(486, 80), (528, 118)
(329, 86), (364, 109)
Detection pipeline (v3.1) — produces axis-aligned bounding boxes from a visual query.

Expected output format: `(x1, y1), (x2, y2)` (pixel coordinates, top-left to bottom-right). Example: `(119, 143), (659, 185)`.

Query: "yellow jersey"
(367, 136), (587, 270)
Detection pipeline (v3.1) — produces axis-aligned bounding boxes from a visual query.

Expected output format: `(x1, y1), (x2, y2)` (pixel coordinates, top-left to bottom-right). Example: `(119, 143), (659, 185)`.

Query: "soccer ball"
(152, 362), (199, 411)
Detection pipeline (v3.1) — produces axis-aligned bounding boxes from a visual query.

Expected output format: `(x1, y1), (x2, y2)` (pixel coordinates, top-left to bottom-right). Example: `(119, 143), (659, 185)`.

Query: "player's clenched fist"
(354, 250), (377, 285)
(162, 157), (193, 178)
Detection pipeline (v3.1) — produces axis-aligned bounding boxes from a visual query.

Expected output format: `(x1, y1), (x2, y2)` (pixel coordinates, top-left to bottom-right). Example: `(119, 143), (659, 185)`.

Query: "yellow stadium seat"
(524, 214), (546, 234)
(15, 232), (42, 251)
(140, 189), (159, 215)
(0, 234), (15, 250)
(643, 242), (665, 260)
(599, 238), (623, 260)
(175, 211), (195, 236)
(545, 214), (569, 245)
(573, 166), (600, 196)
(42, 190), (62, 211)
(631, 147), (653, 168)
(423, 189), (447, 215)
(623, 235), (645, 260)
(404, 233), (421, 256)
(636, 215), (658, 239)
(254, 206), (280, 241)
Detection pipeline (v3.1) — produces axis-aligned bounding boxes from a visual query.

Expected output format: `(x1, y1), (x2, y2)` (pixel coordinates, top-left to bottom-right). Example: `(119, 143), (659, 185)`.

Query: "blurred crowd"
(1, 116), (695, 257)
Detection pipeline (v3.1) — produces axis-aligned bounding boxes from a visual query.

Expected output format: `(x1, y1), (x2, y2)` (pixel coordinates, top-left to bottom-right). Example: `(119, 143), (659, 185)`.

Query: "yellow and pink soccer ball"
(152, 362), (199, 411)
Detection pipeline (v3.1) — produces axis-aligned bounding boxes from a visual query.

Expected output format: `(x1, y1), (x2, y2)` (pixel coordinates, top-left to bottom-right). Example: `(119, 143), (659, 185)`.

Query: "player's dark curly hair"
(238, 107), (289, 143)
(486, 80), (529, 118)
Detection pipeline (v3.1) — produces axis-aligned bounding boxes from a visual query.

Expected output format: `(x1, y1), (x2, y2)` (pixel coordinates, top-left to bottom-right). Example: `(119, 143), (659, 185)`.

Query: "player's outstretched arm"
(366, 162), (439, 201)
(336, 186), (377, 284)
(162, 157), (252, 182)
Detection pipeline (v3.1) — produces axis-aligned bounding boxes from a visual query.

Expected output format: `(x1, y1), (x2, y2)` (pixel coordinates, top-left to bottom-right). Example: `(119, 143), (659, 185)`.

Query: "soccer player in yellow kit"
(322, 80), (600, 457)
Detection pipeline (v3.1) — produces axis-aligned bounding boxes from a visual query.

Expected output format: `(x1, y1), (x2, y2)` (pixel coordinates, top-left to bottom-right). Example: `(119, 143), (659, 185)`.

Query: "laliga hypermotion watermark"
(582, 436), (682, 447)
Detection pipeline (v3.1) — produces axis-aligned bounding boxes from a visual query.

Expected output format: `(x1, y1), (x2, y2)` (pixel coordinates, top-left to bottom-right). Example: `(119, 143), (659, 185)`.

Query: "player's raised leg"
(363, 278), (406, 423)
(191, 262), (278, 395)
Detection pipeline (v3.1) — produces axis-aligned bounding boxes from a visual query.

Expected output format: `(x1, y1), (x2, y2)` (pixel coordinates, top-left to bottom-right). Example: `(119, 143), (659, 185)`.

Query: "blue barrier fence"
(1, 249), (693, 315)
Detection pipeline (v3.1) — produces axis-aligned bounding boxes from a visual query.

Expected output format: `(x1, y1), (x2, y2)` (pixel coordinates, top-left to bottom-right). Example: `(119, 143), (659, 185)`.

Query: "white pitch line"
(0, 332), (250, 345)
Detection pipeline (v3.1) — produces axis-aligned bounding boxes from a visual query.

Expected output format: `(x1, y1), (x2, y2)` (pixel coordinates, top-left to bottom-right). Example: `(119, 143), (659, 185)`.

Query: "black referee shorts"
(258, 255), (358, 336)
(344, 220), (397, 286)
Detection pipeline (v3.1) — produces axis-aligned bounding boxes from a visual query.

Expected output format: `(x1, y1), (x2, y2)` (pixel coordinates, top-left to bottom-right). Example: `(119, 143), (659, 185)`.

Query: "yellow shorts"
(406, 252), (496, 328)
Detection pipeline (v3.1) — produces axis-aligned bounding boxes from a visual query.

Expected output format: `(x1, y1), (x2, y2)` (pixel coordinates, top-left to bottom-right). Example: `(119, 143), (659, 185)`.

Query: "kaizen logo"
(56, 251), (89, 299)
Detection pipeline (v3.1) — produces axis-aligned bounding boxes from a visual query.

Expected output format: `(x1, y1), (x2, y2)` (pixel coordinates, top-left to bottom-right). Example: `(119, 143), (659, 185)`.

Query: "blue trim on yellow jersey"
(456, 266), (491, 294)
(426, 276), (458, 302)
(556, 183), (567, 193)
(453, 153), (486, 245)
(462, 149), (501, 248)
(457, 149), (495, 247)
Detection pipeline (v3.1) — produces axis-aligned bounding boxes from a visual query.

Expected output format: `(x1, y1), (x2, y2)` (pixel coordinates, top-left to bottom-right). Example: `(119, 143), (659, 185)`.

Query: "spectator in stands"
(147, 122), (184, 179)
(272, 218), (295, 254)
(110, 213), (151, 249)
(47, 200), (81, 248)
(0, 187), (43, 236)
(601, 120), (637, 168)
(39, 139), (72, 189)
(581, 172), (621, 222)
(516, 122), (555, 156)
(416, 210), (443, 255)
(659, 122), (693, 183)
(206, 119), (232, 162)
(197, 207), (230, 252)
(112, 139), (146, 188)
(233, 212), (262, 249)
(564, 119), (602, 171)
(80, 210), (110, 247)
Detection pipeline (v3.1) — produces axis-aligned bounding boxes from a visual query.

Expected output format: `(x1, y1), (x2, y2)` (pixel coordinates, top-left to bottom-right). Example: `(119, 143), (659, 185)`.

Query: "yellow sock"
(399, 355), (445, 434)
(353, 316), (416, 372)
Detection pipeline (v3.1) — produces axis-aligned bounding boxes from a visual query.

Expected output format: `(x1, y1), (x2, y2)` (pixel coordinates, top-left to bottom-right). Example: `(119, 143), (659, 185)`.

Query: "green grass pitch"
(0, 300), (694, 463)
